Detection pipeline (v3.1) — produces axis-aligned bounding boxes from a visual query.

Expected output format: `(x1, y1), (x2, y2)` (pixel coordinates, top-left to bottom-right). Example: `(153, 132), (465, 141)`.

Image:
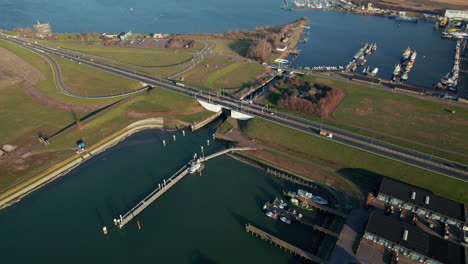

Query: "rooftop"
(378, 178), (465, 222)
(366, 212), (465, 264)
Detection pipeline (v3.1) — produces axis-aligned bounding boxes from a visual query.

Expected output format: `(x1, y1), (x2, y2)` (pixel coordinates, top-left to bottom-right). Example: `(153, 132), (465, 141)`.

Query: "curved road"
(2, 34), (467, 182)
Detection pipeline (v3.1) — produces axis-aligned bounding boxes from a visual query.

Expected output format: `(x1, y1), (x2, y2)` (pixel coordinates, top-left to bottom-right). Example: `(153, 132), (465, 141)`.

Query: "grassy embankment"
(181, 57), (266, 93)
(0, 39), (213, 192)
(53, 55), (143, 96)
(238, 118), (468, 204)
(264, 75), (468, 165)
(36, 40), (194, 77)
(0, 86), (213, 192)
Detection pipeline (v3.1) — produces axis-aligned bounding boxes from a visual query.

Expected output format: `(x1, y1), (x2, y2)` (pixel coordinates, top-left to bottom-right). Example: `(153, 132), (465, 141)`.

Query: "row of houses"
(362, 178), (466, 264)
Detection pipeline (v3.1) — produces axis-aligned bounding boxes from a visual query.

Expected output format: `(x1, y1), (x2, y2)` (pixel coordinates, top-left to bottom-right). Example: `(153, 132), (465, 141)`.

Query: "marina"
(345, 42), (377, 72)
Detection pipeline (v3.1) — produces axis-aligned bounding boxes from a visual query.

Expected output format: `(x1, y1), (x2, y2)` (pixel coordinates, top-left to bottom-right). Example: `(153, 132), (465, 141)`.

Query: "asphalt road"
(2, 34), (467, 182)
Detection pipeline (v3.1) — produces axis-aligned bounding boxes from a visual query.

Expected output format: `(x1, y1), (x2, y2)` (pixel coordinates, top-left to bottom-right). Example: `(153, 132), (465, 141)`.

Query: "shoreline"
(0, 118), (166, 209)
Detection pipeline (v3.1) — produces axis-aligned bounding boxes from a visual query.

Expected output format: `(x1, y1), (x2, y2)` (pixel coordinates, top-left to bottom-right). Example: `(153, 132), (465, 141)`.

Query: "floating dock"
(245, 224), (327, 264)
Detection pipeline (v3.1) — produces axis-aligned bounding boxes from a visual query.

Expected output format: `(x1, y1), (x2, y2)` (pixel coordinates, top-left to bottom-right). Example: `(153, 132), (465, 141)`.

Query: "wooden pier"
(115, 164), (190, 228)
(245, 224), (327, 264)
(313, 225), (340, 238)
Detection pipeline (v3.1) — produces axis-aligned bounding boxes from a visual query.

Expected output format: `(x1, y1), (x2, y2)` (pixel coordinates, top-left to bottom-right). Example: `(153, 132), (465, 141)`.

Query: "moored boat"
(265, 211), (278, 219)
(280, 216), (292, 224)
(297, 189), (328, 205)
(290, 198), (314, 211)
(402, 47), (411, 60)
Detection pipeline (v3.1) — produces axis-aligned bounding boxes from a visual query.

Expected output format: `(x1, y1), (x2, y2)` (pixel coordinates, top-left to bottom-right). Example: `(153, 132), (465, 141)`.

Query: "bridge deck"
(245, 224), (327, 264)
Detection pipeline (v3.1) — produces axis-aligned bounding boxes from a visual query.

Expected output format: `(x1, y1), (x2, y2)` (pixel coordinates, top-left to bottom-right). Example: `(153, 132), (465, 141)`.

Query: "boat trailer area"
(114, 147), (254, 229)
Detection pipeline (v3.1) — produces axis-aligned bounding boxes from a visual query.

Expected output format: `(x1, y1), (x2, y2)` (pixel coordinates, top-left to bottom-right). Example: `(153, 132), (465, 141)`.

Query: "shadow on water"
(189, 249), (217, 264)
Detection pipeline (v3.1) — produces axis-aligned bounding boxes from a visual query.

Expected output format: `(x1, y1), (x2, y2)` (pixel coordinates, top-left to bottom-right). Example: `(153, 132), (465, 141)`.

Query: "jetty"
(245, 224), (327, 264)
(114, 147), (254, 229)
(297, 195), (347, 219)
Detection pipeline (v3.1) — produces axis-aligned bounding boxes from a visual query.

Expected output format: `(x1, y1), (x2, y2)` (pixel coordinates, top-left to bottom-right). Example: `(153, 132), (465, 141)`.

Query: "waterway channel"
(0, 0), (457, 88)
(0, 122), (331, 263)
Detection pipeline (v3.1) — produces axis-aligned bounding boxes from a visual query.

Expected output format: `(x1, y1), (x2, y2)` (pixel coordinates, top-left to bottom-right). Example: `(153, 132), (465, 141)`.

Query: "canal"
(0, 122), (333, 263)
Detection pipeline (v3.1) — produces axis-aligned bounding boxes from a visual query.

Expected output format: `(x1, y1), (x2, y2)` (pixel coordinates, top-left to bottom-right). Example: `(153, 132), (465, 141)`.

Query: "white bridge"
(197, 99), (254, 120)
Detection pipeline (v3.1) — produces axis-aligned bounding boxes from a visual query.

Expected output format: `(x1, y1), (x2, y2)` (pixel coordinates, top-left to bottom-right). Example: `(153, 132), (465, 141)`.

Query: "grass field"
(129, 87), (203, 113)
(264, 74), (468, 165)
(181, 57), (232, 91)
(0, 39), (120, 105)
(38, 41), (193, 67)
(0, 86), (75, 147)
(209, 38), (251, 57)
(239, 118), (468, 203)
(53, 55), (143, 96)
(207, 62), (266, 89)
(182, 58), (266, 92)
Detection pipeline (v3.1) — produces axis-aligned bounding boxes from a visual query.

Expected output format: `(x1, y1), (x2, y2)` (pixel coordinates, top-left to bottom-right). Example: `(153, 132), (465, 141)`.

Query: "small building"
(117, 31), (132, 40)
(33, 22), (52, 37)
(363, 212), (465, 264)
(376, 178), (466, 229)
(445, 10), (468, 20)
(152, 33), (166, 39)
(276, 45), (288, 52)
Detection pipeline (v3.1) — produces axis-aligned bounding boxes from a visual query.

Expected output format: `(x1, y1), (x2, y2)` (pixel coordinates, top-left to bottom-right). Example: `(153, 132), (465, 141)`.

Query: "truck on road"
(320, 130), (333, 138)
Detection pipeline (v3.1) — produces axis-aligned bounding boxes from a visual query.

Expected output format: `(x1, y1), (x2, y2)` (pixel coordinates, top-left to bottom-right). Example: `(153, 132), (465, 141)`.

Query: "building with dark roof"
(376, 178), (466, 229)
(363, 212), (465, 264)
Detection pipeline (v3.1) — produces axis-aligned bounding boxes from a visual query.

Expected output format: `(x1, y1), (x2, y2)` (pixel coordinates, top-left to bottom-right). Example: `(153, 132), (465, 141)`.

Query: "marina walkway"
(245, 224), (327, 264)
(115, 147), (254, 229)
(200, 147), (254, 162)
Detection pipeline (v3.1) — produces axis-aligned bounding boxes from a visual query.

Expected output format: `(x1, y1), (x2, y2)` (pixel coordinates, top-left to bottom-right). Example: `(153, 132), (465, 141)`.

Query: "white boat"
(280, 216), (291, 224)
(297, 189), (328, 205)
(393, 64), (401, 75)
(368, 67), (379, 77)
(189, 162), (201, 174)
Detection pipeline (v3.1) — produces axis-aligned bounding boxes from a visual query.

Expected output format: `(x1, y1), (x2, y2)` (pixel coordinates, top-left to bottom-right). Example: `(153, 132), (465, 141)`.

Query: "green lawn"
(207, 62), (266, 89)
(181, 57), (232, 91)
(0, 39), (120, 105)
(38, 41), (193, 66)
(216, 120), (233, 135)
(0, 86), (75, 146)
(239, 118), (468, 203)
(265, 74), (468, 165)
(54, 55), (143, 96)
(129, 87), (202, 113)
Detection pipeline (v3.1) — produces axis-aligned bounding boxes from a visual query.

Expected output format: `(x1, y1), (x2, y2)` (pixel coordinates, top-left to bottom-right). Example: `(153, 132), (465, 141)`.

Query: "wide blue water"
(0, 0), (456, 88)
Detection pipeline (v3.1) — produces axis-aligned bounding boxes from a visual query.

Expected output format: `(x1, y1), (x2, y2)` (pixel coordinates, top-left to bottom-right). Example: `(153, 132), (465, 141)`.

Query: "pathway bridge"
(114, 147), (254, 229)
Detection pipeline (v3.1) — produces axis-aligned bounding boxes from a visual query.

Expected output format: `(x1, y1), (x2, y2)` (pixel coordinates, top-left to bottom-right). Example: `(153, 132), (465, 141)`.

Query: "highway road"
(1, 34), (467, 182)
